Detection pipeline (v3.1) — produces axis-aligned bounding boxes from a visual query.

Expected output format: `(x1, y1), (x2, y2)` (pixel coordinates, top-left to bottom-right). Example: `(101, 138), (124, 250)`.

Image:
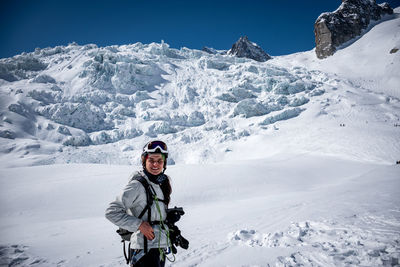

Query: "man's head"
(141, 140), (168, 174)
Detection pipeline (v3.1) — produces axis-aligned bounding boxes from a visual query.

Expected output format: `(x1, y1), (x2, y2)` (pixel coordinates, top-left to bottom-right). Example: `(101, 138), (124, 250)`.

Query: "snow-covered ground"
(0, 7), (399, 267)
(0, 155), (399, 266)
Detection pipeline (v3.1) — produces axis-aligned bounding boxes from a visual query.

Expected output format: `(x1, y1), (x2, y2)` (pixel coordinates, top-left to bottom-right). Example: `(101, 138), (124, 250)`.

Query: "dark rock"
(228, 36), (271, 62)
(314, 0), (393, 59)
(202, 47), (227, 55)
(202, 47), (218, 54)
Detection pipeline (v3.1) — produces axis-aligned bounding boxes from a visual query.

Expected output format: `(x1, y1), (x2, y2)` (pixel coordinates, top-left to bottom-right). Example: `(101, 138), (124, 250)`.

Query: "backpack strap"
(134, 176), (167, 219)
(135, 176), (153, 220)
(133, 175), (167, 254)
(134, 176), (153, 254)
(118, 174), (166, 265)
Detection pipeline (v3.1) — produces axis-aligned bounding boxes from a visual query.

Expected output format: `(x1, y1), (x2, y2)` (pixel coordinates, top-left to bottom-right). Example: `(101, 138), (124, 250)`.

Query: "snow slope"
(0, 155), (399, 266)
(0, 9), (399, 167)
(273, 8), (400, 99)
(0, 6), (400, 267)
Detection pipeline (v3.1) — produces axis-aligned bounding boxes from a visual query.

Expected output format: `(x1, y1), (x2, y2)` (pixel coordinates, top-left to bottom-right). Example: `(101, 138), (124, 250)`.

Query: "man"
(106, 140), (172, 267)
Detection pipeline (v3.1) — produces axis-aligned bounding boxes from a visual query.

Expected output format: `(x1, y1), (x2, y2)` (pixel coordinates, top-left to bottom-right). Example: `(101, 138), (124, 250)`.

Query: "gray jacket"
(105, 170), (169, 249)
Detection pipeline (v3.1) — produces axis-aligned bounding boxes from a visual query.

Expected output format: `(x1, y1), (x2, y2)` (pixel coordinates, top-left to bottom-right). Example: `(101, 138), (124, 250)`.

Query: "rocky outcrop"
(202, 46), (218, 54)
(314, 0), (393, 59)
(228, 36), (271, 62)
(202, 46), (227, 55)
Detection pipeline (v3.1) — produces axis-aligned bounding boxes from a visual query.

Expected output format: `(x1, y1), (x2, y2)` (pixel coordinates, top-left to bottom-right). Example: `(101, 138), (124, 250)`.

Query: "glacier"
(0, 7), (399, 267)
(0, 39), (342, 166)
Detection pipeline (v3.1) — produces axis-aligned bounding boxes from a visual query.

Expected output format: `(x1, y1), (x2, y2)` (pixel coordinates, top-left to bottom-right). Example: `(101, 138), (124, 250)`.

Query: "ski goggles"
(144, 140), (168, 154)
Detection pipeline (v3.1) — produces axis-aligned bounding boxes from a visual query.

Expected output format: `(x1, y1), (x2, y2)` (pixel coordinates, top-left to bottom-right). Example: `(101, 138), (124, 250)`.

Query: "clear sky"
(1, 0), (399, 58)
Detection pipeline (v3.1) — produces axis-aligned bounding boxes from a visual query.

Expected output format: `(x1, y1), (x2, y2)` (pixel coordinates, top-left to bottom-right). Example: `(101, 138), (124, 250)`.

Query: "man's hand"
(139, 221), (155, 240)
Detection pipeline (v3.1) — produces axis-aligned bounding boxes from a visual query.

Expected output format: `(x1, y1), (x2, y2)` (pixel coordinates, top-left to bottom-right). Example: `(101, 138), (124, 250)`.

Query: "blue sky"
(1, 0), (399, 58)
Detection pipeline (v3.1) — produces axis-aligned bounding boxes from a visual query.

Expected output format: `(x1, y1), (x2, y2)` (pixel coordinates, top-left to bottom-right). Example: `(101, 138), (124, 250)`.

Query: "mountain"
(0, 7), (400, 267)
(227, 36), (271, 62)
(314, 0), (393, 58)
(0, 8), (399, 168)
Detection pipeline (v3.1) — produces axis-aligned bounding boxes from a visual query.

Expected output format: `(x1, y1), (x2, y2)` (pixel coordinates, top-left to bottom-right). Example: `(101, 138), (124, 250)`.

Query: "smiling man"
(106, 140), (172, 267)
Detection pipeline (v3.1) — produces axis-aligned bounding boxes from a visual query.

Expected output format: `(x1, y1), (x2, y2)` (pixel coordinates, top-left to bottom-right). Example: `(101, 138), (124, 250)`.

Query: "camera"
(165, 207), (189, 252)
(166, 206), (184, 224)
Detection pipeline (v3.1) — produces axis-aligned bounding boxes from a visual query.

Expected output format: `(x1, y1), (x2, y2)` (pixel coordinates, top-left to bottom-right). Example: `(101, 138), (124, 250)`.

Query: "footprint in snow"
(229, 219), (400, 267)
(229, 229), (263, 247)
(0, 244), (47, 266)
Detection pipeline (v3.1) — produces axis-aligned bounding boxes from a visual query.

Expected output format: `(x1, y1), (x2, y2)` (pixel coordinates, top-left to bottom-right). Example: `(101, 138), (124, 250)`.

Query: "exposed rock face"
(314, 0), (393, 59)
(202, 46), (218, 54)
(202, 46), (227, 55)
(228, 36), (271, 62)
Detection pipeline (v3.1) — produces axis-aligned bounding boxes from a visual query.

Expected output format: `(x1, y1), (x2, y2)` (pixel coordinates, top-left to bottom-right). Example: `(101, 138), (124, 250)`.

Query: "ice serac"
(228, 36), (271, 62)
(314, 0), (393, 59)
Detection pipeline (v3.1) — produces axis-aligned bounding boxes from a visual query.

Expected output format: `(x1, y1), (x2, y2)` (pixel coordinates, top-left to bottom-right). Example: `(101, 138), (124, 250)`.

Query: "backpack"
(117, 175), (167, 264)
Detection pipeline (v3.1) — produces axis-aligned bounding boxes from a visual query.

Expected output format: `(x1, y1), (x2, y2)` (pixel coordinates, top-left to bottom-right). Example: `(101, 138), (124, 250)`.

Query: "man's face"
(145, 153), (164, 176)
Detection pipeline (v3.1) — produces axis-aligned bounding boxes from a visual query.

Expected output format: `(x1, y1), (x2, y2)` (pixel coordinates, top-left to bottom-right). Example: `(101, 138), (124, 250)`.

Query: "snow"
(1, 6), (400, 267)
(0, 156), (399, 266)
(275, 8), (400, 99)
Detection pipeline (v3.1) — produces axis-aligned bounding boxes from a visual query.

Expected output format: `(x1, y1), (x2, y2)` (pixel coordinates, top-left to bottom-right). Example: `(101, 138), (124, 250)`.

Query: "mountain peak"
(228, 36), (271, 62)
(314, 0), (393, 59)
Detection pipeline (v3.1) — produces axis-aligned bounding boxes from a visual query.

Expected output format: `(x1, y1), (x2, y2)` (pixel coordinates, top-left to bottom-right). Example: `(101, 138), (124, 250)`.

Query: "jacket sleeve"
(105, 180), (143, 232)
